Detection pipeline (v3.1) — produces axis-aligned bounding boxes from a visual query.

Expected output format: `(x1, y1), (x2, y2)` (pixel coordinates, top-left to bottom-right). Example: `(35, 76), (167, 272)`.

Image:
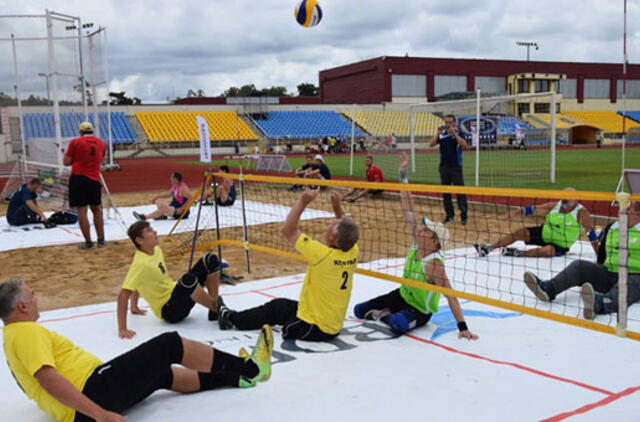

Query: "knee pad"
(387, 309), (418, 334)
(178, 272), (199, 289)
(204, 253), (220, 274)
(353, 301), (371, 319)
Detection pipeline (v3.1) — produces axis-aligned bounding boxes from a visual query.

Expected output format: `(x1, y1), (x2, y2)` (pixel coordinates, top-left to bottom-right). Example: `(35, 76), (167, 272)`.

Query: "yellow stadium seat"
(341, 110), (444, 137)
(562, 111), (640, 133)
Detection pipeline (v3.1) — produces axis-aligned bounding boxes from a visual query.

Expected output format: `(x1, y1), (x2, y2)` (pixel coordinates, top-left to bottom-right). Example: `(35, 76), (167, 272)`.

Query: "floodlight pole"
(76, 17), (88, 120)
(11, 34), (27, 171)
(516, 41), (539, 61)
(46, 10), (64, 172)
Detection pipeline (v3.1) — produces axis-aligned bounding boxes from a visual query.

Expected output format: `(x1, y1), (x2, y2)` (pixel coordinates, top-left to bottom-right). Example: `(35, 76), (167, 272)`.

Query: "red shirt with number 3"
(65, 135), (105, 182)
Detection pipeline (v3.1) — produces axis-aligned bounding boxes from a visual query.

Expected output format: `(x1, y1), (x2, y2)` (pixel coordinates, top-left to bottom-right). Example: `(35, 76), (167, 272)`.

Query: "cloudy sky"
(0, 0), (637, 103)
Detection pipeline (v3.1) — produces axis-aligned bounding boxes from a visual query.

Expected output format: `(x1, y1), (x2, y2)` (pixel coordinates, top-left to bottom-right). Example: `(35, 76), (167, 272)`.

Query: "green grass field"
(178, 147), (639, 192)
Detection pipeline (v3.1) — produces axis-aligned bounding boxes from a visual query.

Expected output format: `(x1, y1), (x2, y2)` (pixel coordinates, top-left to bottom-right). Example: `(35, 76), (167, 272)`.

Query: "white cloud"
(0, 0), (637, 102)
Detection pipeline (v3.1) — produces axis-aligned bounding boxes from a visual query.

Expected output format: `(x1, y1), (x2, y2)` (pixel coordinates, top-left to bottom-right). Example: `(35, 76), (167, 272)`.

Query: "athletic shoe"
(474, 243), (493, 257)
(523, 271), (550, 302)
(442, 216), (454, 224)
(364, 309), (391, 321)
(217, 296), (236, 330)
(249, 324), (273, 383)
(581, 283), (597, 320)
(78, 242), (94, 250)
(208, 310), (218, 321)
(97, 239), (106, 248)
(132, 211), (146, 221)
(461, 218), (468, 226)
(501, 247), (522, 257)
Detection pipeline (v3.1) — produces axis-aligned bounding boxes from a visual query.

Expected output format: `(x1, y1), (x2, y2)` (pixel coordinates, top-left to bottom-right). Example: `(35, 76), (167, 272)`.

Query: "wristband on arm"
(523, 205), (535, 216)
(457, 321), (468, 332)
(587, 228), (599, 242)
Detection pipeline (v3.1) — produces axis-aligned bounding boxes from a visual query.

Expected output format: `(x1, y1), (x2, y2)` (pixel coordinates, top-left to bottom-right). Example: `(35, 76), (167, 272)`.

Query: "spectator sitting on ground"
(307, 155), (331, 181)
(6, 178), (47, 227)
(289, 155), (318, 192)
(204, 165), (236, 207)
(133, 172), (192, 221)
(342, 155), (385, 203)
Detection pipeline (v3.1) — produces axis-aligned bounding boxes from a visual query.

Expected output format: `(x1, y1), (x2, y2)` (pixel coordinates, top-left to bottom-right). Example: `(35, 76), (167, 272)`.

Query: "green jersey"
(542, 201), (583, 249)
(604, 222), (640, 274)
(400, 247), (444, 314)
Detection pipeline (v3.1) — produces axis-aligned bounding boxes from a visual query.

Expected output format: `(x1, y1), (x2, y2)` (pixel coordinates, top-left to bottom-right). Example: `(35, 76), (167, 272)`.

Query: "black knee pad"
(177, 272), (199, 290)
(203, 253), (220, 274)
(150, 331), (184, 364)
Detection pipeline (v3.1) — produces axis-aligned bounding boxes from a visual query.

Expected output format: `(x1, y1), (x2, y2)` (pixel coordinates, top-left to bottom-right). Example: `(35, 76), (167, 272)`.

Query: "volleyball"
(294, 0), (322, 28)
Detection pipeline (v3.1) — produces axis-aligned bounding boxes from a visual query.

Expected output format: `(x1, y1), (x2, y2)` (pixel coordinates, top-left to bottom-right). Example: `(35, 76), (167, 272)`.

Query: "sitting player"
(133, 171), (192, 221)
(474, 187), (598, 257)
(289, 155), (317, 192)
(203, 165), (236, 206)
(217, 188), (359, 341)
(6, 178), (48, 226)
(116, 221), (221, 339)
(353, 153), (478, 339)
(1, 279), (272, 422)
(523, 200), (640, 320)
(341, 155), (384, 203)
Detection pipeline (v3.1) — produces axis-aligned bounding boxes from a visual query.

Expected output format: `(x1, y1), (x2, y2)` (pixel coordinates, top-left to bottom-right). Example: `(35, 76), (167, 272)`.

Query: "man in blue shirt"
(429, 114), (468, 225)
(6, 178), (47, 226)
(308, 155), (331, 180)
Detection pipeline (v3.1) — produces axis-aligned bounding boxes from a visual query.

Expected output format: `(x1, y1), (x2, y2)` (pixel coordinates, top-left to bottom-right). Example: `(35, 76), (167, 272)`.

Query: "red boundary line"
(540, 385), (640, 422)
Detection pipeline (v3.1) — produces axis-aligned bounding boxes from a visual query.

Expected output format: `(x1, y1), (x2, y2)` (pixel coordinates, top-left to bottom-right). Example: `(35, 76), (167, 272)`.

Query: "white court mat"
(1, 259), (639, 421)
(0, 201), (333, 251)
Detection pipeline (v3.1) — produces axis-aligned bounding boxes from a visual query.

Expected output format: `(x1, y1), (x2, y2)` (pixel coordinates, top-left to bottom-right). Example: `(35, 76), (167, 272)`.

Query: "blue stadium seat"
(253, 111), (363, 139)
(22, 112), (137, 144)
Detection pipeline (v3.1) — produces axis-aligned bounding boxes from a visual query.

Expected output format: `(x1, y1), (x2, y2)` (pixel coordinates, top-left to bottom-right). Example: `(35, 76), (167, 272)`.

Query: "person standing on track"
(429, 114), (468, 225)
(63, 122), (106, 249)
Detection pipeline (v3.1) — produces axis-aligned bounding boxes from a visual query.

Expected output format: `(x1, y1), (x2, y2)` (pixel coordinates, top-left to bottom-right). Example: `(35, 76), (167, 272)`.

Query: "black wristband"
(457, 321), (468, 332)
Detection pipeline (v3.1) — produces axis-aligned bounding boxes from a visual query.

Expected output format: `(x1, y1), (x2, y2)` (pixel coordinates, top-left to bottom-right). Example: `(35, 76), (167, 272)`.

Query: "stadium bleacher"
(342, 110), (442, 137)
(253, 111), (361, 139)
(135, 111), (258, 143)
(496, 116), (533, 135)
(22, 112), (137, 144)
(562, 111), (640, 133)
(618, 110), (640, 124)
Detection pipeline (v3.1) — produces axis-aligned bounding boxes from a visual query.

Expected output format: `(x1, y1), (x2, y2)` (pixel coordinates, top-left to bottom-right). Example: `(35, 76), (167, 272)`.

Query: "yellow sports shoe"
(250, 324), (273, 383)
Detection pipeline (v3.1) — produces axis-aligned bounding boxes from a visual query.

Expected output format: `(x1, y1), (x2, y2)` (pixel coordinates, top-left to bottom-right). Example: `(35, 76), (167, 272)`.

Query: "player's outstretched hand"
(300, 187), (321, 204)
(119, 328), (136, 339)
(399, 152), (409, 183)
(130, 306), (147, 315)
(329, 189), (341, 208)
(458, 330), (479, 341)
(96, 409), (127, 422)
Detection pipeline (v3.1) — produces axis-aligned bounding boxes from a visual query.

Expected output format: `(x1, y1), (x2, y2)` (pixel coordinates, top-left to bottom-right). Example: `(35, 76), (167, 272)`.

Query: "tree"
(297, 83), (319, 97)
(186, 89), (206, 98)
(73, 80), (93, 105)
(108, 91), (141, 105)
(220, 84), (289, 97)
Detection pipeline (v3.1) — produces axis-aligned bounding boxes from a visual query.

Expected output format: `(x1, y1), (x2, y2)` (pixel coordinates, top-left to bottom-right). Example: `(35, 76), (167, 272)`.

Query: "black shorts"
(526, 225), (570, 256)
(6, 205), (39, 226)
(69, 175), (102, 207)
(160, 255), (213, 323)
(363, 288), (432, 327)
(215, 196), (236, 207)
(169, 199), (190, 219)
(75, 332), (182, 421)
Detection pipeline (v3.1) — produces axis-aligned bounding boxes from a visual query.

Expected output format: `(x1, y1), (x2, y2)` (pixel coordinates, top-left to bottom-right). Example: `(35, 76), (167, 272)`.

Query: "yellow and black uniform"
(3, 322), (102, 422)
(229, 233), (358, 341)
(122, 247), (218, 323)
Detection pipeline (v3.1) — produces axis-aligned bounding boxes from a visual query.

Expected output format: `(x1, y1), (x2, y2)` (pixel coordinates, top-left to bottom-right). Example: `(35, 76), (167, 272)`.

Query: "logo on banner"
(196, 115), (212, 162)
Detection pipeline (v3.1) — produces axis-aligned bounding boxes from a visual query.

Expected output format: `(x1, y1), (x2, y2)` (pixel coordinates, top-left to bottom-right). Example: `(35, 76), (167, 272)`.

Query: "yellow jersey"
(295, 233), (359, 335)
(122, 246), (176, 319)
(3, 321), (102, 422)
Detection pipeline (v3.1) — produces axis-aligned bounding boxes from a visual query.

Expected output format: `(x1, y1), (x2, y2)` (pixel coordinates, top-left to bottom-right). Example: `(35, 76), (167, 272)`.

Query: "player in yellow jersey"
(1, 279), (273, 422)
(117, 221), (220, 339)
(217, 188), (359, 341)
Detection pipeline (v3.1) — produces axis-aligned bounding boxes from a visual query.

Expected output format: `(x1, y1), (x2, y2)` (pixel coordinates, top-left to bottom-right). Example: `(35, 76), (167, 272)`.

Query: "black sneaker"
(461, 216), (468, 226)
(97, 239), (106, 248)
(524, 271), (550, 302)
(208, 310), (218, 321)
(132, 211), (146, 221)
(442, 216), (454, 224)
(217, 297), (236, 330)
(501, 247), (522, 257)
(364, 309), (391, 321)
(78, 241), (94, 250)
(474, 243), (493, 257)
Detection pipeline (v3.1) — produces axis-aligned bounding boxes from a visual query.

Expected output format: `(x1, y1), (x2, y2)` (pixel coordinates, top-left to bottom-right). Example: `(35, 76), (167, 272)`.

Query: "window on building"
(616, 80), (640, 99)
(534, 103), (550, 113)
(474, 76), (506, 95)
(556, 78), (577, 98)
(434, 75), (467, 97)
(517, 79), (530, 94)
(518, 103), (530, 115)
(391, 74), (427, 97)
(534, 80), (550, 93)
(584, 79), (610, 99)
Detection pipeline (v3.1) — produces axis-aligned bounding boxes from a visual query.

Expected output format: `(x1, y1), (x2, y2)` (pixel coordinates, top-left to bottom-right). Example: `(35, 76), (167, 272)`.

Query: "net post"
(616, 192), (630, 336)
(187, 170), (210, 271)
(550, 90), (557, 184)
(409, 105), (416, 173)
(475, 89), (481, 186)
(238, 166), (251, 274)
(10, 34), (27, 173)
(212, 169), (224, 281)
(349, 104), (355, 176)
(76, 15), (88, 120)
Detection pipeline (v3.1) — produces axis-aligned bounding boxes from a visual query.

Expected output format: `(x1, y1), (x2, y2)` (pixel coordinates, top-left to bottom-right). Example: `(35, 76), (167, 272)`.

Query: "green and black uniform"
(354, 247), (443, 333)
(526, 201), (583, 256)
(546, 222), (640, 314)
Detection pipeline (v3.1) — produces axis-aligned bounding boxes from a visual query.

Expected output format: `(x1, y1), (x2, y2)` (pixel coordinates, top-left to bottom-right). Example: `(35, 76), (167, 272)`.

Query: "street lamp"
(516, 41), (539, 61)
(37, 72), (50, 105)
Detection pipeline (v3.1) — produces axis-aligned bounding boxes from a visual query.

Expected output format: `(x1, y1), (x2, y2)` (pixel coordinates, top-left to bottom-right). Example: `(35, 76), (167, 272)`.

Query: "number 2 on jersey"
(340, 271), (349, 290)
